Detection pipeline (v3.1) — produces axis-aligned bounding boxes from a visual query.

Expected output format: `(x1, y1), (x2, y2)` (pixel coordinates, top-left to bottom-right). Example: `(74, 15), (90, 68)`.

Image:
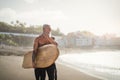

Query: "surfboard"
(22, 44), (59, 69)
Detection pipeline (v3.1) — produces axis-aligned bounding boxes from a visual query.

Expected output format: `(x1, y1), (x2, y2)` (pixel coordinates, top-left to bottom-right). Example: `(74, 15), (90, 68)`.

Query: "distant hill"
(0, 21), (64, 36)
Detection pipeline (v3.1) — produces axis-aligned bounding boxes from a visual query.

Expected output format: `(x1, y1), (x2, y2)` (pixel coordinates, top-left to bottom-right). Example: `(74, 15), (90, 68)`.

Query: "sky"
(0, 0), (120, 36)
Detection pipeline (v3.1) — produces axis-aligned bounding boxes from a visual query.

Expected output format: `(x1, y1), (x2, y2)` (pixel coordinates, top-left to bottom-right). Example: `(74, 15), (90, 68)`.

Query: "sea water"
(58, 51), (120, 80)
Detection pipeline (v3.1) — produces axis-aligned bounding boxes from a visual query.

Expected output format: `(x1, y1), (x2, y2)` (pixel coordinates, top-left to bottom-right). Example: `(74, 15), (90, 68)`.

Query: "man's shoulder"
(35, 35), (43, 40)
(35, 36), (39, 39)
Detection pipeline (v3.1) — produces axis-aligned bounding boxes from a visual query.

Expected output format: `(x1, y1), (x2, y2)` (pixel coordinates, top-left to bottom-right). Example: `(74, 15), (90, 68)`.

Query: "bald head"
(43, 24), (51, 35)
(43, 24), (51, 30)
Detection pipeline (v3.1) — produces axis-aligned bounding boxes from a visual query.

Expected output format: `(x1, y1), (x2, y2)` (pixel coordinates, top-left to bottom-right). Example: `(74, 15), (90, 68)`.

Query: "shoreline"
(0, 46), (120, 56)
(0, 56), (101, 80)
(57, 61), (105, 80)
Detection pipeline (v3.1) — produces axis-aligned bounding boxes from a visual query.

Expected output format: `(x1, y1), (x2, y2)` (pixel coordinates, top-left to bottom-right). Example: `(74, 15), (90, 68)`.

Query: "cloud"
(23, 9), (67, 19)
(0, 8), (17, 22)
(0, 8), (68, 27)
(16, 9), (68, 25)
(23, 0), (38, 4)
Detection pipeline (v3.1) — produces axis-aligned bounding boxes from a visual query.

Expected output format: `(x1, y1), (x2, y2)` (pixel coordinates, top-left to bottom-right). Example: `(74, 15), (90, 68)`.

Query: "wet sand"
(0, 56), (101, 80)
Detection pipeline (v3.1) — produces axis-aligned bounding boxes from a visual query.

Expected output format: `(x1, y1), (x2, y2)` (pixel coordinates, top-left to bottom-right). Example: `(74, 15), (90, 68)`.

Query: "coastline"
(0, 45), (120, 56)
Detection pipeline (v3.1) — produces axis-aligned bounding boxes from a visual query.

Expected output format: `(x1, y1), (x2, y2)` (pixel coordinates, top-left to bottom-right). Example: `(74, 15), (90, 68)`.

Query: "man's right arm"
(33, 38), (39, 54)
(32, 37), (39, 66)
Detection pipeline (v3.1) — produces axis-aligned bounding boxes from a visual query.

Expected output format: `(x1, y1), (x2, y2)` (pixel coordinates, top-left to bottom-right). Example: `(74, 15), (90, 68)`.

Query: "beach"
(0, 56), (101, 80)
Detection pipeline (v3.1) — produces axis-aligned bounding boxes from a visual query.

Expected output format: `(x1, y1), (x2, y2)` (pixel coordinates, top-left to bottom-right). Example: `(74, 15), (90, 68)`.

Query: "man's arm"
(32, 38), (39, 63)
(33, 38), (39, 54)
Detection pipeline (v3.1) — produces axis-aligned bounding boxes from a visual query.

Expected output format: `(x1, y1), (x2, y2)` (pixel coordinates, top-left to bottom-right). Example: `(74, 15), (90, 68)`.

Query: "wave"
(58, 51), (120, 80)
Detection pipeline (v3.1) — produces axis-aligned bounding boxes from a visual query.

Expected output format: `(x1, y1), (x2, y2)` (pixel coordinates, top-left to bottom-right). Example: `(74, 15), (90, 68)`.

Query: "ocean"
(58, 50), (120, 80)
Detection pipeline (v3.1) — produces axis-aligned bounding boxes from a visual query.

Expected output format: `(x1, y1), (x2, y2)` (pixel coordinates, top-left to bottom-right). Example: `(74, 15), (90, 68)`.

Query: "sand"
(0, 56), (101, 80)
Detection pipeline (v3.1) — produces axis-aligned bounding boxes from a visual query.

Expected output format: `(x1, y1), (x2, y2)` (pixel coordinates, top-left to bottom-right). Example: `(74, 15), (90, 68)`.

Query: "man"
(33, 24), (58, 80)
